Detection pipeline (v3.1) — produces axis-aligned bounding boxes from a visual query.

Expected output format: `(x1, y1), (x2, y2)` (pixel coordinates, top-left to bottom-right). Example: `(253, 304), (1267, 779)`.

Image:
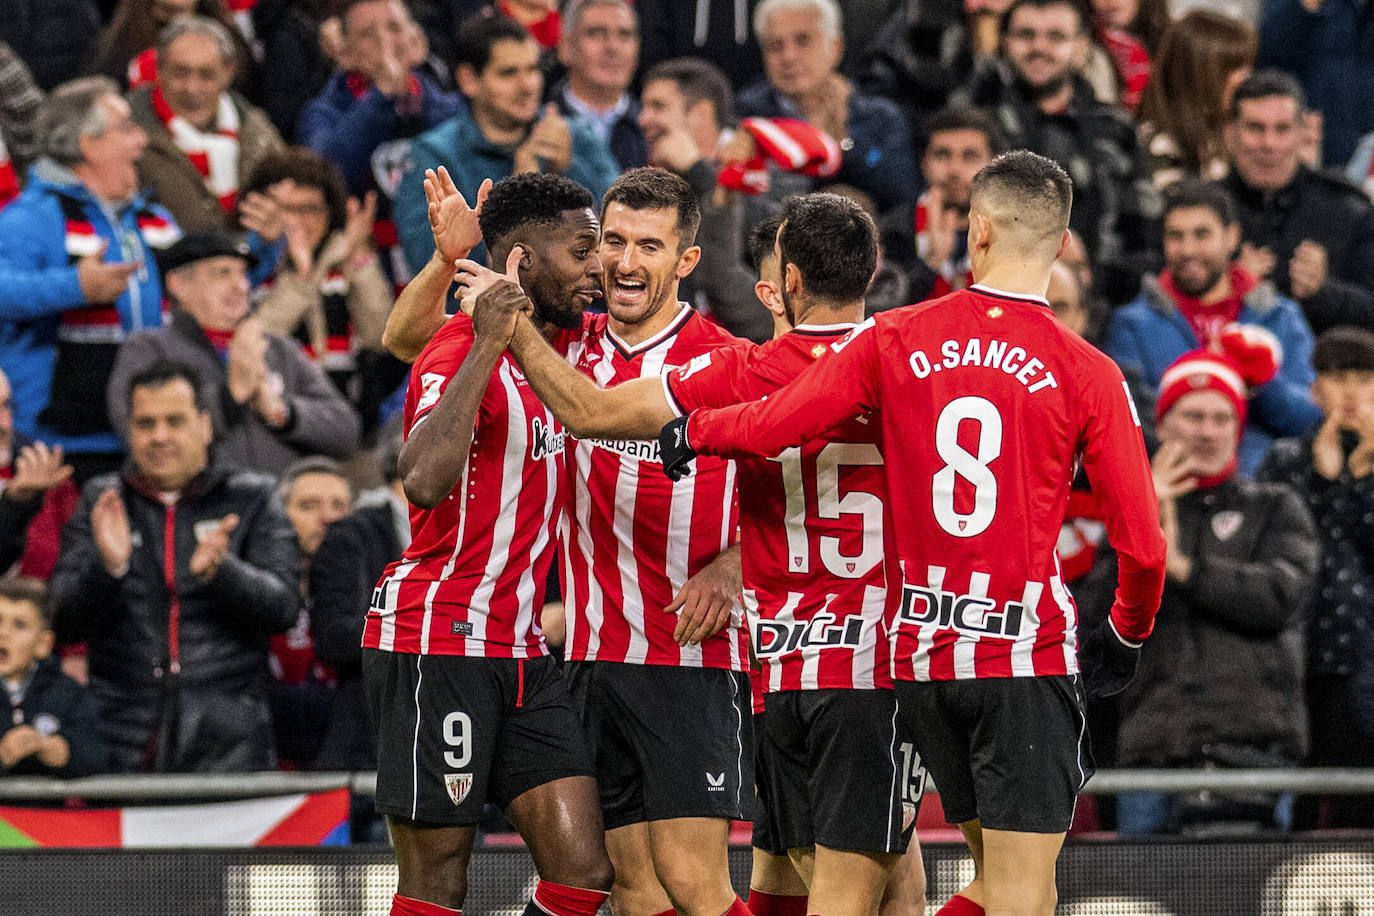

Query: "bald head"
(969, 150), (1072, 262)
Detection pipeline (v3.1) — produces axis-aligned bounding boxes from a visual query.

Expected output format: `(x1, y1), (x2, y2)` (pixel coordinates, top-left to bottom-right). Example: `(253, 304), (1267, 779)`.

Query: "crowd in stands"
(0, 0), (1371, 840)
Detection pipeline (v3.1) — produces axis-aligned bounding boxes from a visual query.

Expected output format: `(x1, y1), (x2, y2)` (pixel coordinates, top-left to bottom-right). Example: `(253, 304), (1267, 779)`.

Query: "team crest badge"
(1211, 511), (1244, 542)
(444, 773), (473, 806)
(811, 344), (827, 358)
(987, 306), (1003, 318)
(902, 801), (917, 832)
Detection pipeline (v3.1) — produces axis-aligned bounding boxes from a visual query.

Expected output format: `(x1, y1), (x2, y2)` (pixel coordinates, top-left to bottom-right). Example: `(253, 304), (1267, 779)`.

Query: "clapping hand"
(425, 168), (490, 263)
(190, 514), (240, 582)
(6, 442), (72, 502)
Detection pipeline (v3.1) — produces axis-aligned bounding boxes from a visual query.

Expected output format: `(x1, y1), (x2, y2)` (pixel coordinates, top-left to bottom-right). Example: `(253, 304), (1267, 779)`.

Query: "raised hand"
(345, 191), (379, 261)
(6, 442), (73, 502)
(1288, 239), (1329, 300)
(190, 514), (240, 582)
(91, 488), (132, 577)
(648, 125), (702, 174)
(227, 316), (270, 405)
(514, 104), (572, 175)
(425, 168), (490, 262)
(239, 191), (285, 243)
(453, 245), (525, 317)
(1312, 409), (1345, 480)
(77, 240), (139, 304)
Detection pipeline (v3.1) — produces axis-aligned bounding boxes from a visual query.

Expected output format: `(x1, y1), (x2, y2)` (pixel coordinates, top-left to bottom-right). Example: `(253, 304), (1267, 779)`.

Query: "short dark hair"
(340, 0), (413, 33)
(1228, 69), (1305, 121)
(1161, 178), (1237, 227)
(0, 577), (52, 628)
(1312, 326), (1374, 374)
(454, 8), (533, 74)
(971, 150), (1073, 238)
(924, 105), (1008, 157)
(601, 167), (701, 251)
(641, 57), (735, 128)
(479, 172), (596, 252)
(127, 359), (206, 413)
(1002, 0), (1091, 36)
(778, 193), (878, 303)
(279, 455), (351, 502)
(244, 147), (350, 235)
(748, 211), (785, 274)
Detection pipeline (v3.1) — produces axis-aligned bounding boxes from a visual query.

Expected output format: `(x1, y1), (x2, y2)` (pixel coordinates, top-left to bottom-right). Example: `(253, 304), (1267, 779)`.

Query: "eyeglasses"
(1006, 28), (1078, 44)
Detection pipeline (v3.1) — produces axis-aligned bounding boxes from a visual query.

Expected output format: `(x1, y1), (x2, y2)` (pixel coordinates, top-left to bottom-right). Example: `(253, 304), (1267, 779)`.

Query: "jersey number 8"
(933, 396), (1003, 538)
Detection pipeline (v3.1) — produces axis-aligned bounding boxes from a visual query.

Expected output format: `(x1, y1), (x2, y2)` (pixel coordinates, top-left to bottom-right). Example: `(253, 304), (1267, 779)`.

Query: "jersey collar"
(969, 283), (1051, 308)
(607, 302), (693, 359)
(791, 321), (859, 336)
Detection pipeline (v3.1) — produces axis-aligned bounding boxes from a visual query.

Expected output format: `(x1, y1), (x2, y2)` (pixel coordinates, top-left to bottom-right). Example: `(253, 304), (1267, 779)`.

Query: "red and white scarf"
(151, 85), (241, 214)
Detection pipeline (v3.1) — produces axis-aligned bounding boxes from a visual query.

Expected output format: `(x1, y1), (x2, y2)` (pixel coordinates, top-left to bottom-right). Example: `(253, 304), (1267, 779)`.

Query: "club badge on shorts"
(444, 773), (473, 806)
(903, 800), (917, 832)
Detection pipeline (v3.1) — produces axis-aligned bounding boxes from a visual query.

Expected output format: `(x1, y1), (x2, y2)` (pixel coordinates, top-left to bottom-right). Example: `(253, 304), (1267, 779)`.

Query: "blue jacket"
(394, 111), (621, 273)
(0, 161), (178, 455)
(1104, 274), (1322, 475)
(735, 80), (919, 212)
(299, 70), (466, 196)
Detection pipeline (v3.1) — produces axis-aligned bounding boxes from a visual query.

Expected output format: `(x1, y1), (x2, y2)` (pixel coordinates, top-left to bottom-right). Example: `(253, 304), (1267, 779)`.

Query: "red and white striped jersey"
(561, 305), (749, 670)
(665, 325), (895, 694)
(687, 287), (1167, 681)
(363, 314), (574, 658)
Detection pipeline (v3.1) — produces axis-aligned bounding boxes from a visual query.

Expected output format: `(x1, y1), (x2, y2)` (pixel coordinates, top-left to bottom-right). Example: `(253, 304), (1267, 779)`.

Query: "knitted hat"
(717, 117), (843, 195)
(1155, 322), (1281, 426)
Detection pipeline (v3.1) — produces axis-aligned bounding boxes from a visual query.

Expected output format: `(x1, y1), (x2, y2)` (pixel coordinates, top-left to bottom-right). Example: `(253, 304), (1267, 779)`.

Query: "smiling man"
(1104, 179), (1320, 474)
(552, 0), (647, 171)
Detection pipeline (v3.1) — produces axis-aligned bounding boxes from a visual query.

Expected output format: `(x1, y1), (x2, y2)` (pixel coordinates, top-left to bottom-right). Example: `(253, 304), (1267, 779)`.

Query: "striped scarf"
(151, 85), (241, 214)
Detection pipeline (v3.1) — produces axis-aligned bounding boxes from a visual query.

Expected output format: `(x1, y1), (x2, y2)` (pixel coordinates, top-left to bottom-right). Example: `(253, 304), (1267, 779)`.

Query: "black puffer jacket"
(1222, 166), (1374, 334)
(0, 0), (100, 90)
(1115, 478), (1318, 767)
(51, 462), (298, 773)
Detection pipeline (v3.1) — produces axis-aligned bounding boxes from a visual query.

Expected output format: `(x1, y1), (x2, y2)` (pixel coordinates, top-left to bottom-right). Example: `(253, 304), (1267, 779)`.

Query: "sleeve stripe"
(661, 371), (689, 418)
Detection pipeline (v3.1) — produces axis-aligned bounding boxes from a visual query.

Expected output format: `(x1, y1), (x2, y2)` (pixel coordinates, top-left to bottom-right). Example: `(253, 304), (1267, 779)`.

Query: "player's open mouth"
(613, 277), (647, 303)
(575, 287), (602, 305)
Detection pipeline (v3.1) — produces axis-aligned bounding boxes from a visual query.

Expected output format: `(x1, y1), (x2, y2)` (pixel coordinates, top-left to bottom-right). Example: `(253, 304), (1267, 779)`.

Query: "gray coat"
(107, 309), (361, 477)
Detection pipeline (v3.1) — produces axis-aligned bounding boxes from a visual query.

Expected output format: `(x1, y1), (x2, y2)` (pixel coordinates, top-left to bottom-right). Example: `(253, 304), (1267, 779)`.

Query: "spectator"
(270, 456), (351, 770)
(1087, 0), (1168, 111)
(309, 423), (406, 832)
(1105, 180), (1320, 475)
(0, 0), (102, 92)
(107, 229), (362, 477)
(952, 0), (1158, 305)
(859, 0), (993, 129)
(1258, 327), (1374, 829)
(736, 0), (918, 213)
(0, 42), (44, 206)
(393, 9), (619, 271)
(1114, 345), (1316, 836)
(881, 105), (1003, 303)
(1136, 10), (1256, 190)
(636, 0), (764, 91)
(246, 148), (401, 437)
(1258, 0), (1374, 169)
(0, 76), (181, 482)
(127, 15), (287, 280)
(1220, 70), (1374, 336)
(552, 0), (646, 172)
(0, 368), (78, 579)
(0, 577), (108, 777)
(636, 58), (771, 341)
(93, 0), (254, 92)
(51, 359), (298, 772)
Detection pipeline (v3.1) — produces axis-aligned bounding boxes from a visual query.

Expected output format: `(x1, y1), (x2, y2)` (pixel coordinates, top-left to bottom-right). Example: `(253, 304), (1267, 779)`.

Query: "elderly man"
(394, 10), (619, 271)
(1219, 70), (1374, 335)
(107, 229), (361, 477)
(552, 0), (647, 171)
(952, 0), (1158, 305)
(736, 0), (917, 213)
(0, 76), (181, 481)
(1113, 344), (1317, 836)
(127, 14), (284, 280)
(51, 359), (298, 773)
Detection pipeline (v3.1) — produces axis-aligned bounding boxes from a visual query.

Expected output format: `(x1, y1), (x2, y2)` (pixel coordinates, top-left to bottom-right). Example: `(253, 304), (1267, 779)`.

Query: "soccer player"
(455, 192), (926, 916)
(387, 166), (756, 916)
(362, 171), (612, 916)
(660, 151), (1168, 916)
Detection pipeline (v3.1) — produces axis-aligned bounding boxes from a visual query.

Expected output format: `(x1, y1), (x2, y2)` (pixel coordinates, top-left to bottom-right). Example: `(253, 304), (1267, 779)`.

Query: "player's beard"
(1169, 257), (1227, 299)
(526, 278), (586, 331)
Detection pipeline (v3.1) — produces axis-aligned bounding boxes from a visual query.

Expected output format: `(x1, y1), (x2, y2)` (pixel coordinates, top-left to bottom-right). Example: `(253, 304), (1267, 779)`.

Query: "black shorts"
(753, 688), (918, 856)
(363, 649), (595, 826)
(565, 660), (752, 830)
(896, 674), (1092, 834)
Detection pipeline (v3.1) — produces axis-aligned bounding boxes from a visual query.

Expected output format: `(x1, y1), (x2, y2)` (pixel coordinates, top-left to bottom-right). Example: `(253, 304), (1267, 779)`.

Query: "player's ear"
(1055, 229), (1072, 261)
(783, 261), (801, 295)
(675, 245), (701, 279)
(755, 280), (784, 318)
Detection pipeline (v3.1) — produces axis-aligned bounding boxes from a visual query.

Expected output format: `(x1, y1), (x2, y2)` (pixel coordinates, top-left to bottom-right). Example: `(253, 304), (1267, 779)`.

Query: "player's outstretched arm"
(397, 301), (516, 509)
(506, 317), (675, 440)
(686, 320), (879, 459)
(382, 169), (490, 362)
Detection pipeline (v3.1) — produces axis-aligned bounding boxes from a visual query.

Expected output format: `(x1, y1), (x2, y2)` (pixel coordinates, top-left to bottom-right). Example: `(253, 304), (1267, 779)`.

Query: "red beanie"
(717, 117), (843, 195)
(1155, 322), (1281, 426)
